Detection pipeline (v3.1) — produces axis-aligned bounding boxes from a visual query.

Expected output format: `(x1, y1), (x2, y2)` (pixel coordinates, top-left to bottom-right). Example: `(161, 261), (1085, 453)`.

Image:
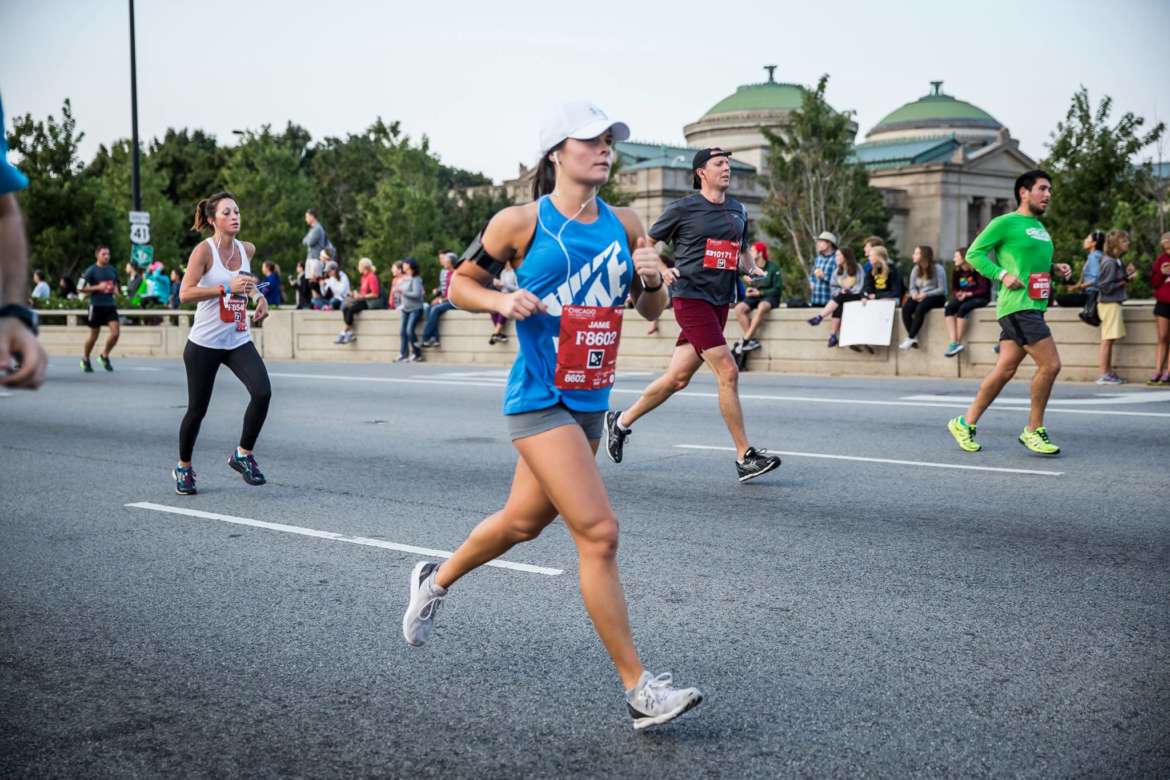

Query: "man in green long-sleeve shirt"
(946, 169), (1072, 456)
(733, 241), (782, 352)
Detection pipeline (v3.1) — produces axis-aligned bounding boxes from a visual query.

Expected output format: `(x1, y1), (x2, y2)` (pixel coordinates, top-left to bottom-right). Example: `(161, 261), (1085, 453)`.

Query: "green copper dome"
(869, 82), (1001, 136)
(703, 67), (806, 117)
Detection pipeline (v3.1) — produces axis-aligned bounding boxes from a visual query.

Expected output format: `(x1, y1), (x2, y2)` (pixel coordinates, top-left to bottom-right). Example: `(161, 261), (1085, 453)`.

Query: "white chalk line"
(674, 445), (1064, 477)
(126, 502), (563, 576)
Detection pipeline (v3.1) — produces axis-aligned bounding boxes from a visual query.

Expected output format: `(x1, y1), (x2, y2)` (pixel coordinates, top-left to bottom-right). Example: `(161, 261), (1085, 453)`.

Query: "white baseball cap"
(538, 100), (630, 158)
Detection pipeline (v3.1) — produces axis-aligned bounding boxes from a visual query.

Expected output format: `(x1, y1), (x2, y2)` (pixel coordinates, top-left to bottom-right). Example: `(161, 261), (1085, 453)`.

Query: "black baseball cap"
(692, 147), (733, 189)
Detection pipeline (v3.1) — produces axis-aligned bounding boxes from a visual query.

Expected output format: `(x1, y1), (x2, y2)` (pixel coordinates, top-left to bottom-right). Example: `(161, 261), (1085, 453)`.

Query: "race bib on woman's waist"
(1027, 272), (1051, 301)
(219, 294), (249, 331)
(703, 239), (739, 271)
(554, 305), (623, 391)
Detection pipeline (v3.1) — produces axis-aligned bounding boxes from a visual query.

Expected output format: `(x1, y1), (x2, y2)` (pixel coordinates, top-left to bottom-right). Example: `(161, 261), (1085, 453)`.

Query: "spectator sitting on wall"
(898, 245), (947, 350)
(260, 261), (282, 307)
(336, 257), (383, 344)
(861, 235), (885, 274)
(807, 231), (838, 307)
(862, 245), (902, 301)
(943, 246), (991, 357)
(316, 259), (349, 310)
(59, 274), (78, 299)
(421, 251), (458, 348)
(732, 241), (781, 353)
(489, 264), (518, 345)
(806, 247), (865, 348)
(30, 269), (50, 303)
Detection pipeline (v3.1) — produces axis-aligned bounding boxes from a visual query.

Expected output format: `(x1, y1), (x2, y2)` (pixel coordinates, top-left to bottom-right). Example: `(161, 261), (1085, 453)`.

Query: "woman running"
(173, 191), (271, 495)
(400, 101), (701, 730)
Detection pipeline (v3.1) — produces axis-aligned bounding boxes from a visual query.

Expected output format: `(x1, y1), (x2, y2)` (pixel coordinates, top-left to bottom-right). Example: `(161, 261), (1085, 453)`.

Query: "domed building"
(855, 81), (1037, 259)
(493, 73), (1035, 263)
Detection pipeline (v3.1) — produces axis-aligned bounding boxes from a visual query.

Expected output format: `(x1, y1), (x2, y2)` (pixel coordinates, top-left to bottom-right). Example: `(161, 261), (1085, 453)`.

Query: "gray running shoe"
(402, 561), (447, 647)
(625, 671), (703, 730)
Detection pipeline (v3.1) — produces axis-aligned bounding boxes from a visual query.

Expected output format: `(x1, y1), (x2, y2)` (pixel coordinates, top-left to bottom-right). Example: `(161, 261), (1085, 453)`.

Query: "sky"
(3, 0), (1167, 184)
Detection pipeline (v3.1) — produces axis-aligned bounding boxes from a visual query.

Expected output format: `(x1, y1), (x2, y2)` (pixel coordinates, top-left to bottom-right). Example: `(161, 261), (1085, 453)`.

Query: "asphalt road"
(2, 356), (1168, 778)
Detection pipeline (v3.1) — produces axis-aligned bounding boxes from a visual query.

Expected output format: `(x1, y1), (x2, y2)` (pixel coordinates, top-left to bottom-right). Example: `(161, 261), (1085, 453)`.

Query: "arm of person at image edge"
(178, 241), (268, 323)
(0, 194), (47, 389)
(449, 203), (672, 323)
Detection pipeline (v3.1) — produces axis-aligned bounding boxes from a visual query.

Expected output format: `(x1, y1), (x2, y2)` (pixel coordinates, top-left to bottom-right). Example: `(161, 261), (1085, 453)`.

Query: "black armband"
(457, 229), (506, 278)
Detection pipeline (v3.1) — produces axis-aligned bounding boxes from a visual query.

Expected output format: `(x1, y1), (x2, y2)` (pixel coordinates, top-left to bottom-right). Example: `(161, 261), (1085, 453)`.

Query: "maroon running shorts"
(673, 297), (729, 356)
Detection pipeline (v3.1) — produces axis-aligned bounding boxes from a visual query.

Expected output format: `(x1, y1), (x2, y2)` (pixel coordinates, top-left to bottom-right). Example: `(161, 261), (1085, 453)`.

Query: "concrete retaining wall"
(36, 304), (1163, 383)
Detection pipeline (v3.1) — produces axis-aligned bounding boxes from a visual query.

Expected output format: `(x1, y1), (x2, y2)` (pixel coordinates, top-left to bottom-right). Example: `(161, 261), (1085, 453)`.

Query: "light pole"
(128, 0), (141, 211)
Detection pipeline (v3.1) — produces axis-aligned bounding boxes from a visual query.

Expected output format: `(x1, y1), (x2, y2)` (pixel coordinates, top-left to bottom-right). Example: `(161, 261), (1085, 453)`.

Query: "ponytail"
(531, 144), (563, 200)
(191, 191), (237, 232)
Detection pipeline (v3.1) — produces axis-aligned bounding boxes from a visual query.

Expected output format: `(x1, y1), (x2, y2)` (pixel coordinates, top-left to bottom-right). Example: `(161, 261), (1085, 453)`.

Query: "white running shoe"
(898, 337), (918, 350)
(625, 671), (703, 730)
(402, 561), (447, 647)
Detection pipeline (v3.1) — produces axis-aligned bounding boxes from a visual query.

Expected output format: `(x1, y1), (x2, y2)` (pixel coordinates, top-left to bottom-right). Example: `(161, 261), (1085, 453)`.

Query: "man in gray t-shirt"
(78, 245), (121, 372)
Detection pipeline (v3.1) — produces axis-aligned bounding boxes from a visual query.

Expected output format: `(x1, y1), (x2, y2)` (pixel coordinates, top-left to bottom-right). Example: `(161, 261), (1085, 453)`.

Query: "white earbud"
(552, 152), (560, 167)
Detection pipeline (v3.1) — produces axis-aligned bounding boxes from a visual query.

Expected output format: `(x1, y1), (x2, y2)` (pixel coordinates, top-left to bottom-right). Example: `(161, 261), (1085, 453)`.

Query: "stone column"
(978, 197), (992, 231)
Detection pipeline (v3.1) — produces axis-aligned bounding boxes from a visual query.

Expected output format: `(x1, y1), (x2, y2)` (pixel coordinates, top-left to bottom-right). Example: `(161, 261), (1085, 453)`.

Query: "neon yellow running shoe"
(947, 416), (982, 452)
(1018, 426), (1061, 455)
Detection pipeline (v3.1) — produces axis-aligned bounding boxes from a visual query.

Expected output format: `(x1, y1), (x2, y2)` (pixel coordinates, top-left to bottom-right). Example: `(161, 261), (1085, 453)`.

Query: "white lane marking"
(0, 390), (12, 398)
(903, 391), (1170, 406)
(610, 389), (1170, 419)
(126, 502), (563, 576)
(674, 445), (1064, 477)
(267, 372), (1170, 419)
(129, 366), (163, 372)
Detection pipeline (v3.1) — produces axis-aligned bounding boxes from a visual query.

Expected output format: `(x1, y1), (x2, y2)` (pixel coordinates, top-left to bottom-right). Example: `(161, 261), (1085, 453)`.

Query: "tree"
(221, 124), (314, 267)
(758, 75), (890, 290)
(88, 140), (188, 270)
(148, 128), (229, 256)
(1042, 86), (1165, 296)
(7, 99), (118, 285)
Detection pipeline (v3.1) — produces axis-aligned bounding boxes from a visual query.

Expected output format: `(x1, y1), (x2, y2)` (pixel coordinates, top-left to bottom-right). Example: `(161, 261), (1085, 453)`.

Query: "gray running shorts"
(998, 309), (1052, 346)
(505, 403), (605, 442)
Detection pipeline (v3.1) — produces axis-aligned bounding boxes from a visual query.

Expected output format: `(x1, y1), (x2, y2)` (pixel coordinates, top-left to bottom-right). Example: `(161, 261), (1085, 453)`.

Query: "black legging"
(180, 341), (272, 461)
(901, 295), (946, 338)
(342, 298), (369, 326)
(943, 296), (990, 318)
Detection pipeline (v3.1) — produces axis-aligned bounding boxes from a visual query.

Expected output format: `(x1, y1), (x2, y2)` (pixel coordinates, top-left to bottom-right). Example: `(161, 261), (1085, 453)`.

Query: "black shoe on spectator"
(743, 339), (761, 352)
(736, 447), (781, 483)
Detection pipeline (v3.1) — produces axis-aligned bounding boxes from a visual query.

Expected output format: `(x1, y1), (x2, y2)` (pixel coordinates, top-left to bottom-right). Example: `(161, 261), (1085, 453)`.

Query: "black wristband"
(0, 304), (38, 336)
(641, 274), (664, 293)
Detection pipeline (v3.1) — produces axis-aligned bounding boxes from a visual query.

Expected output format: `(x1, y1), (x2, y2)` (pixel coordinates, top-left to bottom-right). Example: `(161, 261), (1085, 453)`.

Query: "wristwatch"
(0, 304), (39, 336)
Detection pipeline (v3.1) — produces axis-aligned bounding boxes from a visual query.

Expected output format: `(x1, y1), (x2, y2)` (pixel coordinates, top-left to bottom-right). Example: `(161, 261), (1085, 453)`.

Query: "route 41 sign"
(129, 211), (151, 245)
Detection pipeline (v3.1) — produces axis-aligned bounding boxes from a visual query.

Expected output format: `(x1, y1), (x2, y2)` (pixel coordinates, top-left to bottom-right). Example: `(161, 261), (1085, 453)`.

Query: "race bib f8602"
(554, 305), (623, 390)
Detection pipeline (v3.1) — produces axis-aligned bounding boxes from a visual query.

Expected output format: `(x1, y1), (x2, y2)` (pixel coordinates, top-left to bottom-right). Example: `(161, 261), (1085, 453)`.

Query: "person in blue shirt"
(1057, 230), (1104, 308)
(807, 231), (838, 306)
(260, 261), (282, 306)
(399, 100), (703, 731)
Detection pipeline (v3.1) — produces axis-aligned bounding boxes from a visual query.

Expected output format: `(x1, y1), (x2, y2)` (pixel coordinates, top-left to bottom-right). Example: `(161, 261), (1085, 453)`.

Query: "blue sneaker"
(174, 465), (197, 495)
(228, 452), (266, 485)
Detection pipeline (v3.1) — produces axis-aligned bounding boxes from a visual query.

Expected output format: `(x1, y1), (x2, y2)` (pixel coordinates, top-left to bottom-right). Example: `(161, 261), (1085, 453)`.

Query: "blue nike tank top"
(503, 196), (633, 415)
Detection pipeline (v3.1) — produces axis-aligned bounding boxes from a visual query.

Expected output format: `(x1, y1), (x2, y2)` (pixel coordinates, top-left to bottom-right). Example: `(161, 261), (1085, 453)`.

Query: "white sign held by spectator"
(839, 298), (896, 347)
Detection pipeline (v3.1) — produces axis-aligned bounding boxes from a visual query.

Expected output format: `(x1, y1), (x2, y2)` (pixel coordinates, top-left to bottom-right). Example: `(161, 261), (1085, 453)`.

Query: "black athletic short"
(1155, 301), (1170, 319)
(742, 295), (780, 311)
(998, 309), (1052, 346)
(87, 305), (119, 328)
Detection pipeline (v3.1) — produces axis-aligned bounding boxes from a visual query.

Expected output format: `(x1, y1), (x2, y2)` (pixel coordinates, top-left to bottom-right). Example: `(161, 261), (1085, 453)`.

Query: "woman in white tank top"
(173, 191), (272, 496)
